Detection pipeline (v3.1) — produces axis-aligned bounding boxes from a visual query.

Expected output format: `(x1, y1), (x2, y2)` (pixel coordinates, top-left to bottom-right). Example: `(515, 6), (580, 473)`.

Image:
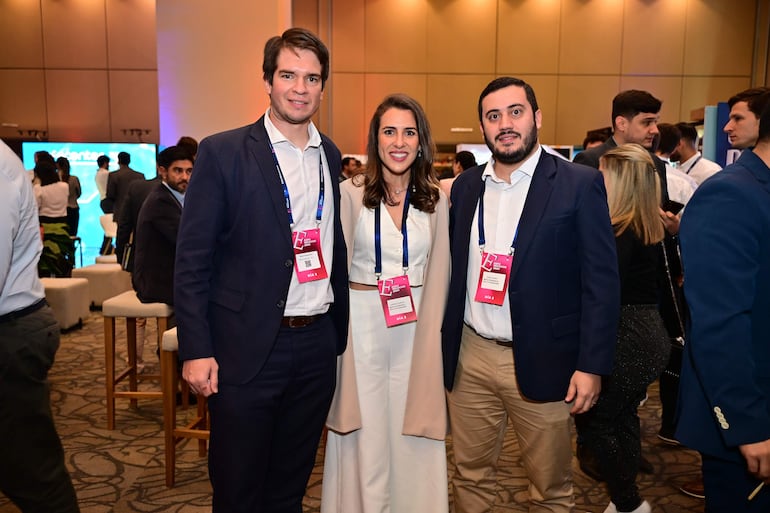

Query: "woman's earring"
(417, 147), (423, 158)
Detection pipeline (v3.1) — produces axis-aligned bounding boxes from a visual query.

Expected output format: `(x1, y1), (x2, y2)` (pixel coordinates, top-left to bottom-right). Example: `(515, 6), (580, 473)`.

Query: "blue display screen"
(22, 141), (157, 266)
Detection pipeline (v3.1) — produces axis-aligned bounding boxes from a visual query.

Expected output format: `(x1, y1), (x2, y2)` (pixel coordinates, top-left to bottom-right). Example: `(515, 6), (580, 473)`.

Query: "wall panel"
(41, 0), (107, 69)
(496, 0), (561, 75)
(426, 74), (494, 146)
(559, 0), (623, 76)
(621, 0), (686, 76)
(555, 75), (621, 144)
(0, 70), (47, 140)
(331, 0), (365, 72)
(330, 72), (366, 154)
(681, 76), (752, 121)
(618, 76), (683, 124)
(45, 70), (110, 142)
(109, 70), (159, 142)
(364, 0), (427, 73)
(106, 0), (157, 69)
(0, 0), (44, 68)
(426, 0), (497, 74)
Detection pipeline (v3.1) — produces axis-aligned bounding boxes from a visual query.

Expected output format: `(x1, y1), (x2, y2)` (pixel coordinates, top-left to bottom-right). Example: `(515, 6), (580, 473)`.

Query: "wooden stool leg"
(162, 347), (178, 487)
(126, 317), (138, 408)
(104, 316), (116, 430)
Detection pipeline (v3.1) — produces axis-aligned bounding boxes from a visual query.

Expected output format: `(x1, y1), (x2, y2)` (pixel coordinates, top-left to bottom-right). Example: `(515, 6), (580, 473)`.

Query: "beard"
(484, 122), (539, 165)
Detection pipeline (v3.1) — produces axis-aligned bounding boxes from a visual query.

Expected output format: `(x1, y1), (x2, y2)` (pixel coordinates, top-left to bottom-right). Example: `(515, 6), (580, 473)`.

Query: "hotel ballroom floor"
(0, 311), (706, 513)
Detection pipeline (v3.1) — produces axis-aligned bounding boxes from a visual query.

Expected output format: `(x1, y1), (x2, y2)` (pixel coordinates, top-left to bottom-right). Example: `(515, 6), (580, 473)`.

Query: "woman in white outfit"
(323, 94), (450, 513)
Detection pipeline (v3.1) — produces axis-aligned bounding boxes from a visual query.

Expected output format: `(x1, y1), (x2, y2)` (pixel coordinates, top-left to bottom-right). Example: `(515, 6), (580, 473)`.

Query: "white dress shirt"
(679, 152), (722, 185)
(464, 145), (542, 341)
(264, 110), (335, 317)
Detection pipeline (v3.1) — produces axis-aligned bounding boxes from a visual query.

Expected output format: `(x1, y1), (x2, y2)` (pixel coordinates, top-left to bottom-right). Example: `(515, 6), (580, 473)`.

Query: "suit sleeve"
(174, 139), (227, 361)
(680, 178), (770, 447)
(575, 171), (621, 375)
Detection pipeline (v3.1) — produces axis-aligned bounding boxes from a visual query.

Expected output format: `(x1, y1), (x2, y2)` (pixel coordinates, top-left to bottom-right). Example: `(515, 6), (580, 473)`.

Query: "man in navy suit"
(676, 99), (770, 512)
(174, 28), (348, 513)
(442, 76), (620, 512)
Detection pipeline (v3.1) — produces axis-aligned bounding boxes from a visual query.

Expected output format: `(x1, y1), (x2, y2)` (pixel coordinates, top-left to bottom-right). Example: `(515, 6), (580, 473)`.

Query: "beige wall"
(324, 0), (765, 153)
(0, 0), (157, 142)
(2, 0), (768, 149)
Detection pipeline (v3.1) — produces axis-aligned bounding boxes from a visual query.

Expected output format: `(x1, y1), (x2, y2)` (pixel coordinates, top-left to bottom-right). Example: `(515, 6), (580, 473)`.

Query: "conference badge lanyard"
(474, 179), (517, 306)
(375, 189), (417, 327)
(270, 142), (328, 283)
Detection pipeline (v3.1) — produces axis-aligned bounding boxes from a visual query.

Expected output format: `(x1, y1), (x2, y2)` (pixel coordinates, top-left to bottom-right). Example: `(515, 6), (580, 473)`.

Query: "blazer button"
(284, 259), (293, 268)
(276, 299), (285, 308)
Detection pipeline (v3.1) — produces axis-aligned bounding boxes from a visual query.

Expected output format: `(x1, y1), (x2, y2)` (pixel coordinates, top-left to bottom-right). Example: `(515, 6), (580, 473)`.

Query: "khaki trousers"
(447, 325), (574, 513)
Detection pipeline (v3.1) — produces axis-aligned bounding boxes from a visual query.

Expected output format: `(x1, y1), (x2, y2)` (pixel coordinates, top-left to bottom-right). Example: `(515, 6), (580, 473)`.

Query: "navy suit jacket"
(676, 150), (770, 462)
(174, 117), (349, 385)
(133, 183), (181, 305)
(442, 150), (620, 401)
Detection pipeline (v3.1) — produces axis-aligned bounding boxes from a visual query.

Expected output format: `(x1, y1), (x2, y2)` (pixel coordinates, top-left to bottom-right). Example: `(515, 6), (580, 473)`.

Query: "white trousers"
(321, 288), (448, 513)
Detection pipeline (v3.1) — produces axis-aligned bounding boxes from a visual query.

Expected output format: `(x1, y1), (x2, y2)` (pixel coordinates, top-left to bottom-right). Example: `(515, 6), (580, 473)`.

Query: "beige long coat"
(325, 177), (450, 441)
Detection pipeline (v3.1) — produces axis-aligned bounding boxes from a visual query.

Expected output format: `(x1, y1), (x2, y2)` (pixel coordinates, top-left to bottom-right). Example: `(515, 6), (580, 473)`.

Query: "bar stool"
(102, 290), (173, 429)
(161, 327), (208, 487)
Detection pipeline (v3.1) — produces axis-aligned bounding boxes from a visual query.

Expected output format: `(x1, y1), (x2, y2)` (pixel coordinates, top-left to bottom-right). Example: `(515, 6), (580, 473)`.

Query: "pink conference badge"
(474, 252), (513, 306)
(378, 275), (418, 327)
(292, 228), (328, 283)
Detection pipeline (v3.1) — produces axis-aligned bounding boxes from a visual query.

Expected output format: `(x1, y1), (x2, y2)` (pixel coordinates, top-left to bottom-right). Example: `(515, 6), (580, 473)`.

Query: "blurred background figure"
(56, 156), (81, 237)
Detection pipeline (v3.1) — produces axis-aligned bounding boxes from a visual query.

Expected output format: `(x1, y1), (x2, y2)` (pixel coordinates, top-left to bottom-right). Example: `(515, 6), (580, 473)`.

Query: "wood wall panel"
(364, 74), (427, 124)
(618, 76), (683, 124)
(681, 76), (752, 121)
(109, 71), (159, 142)
(330, 73), (366, 154)
(364, 0), (427, 73)
(426, 0), (496, 74)
(559, 0), (623, 76)
(426, 74), (494, 146)
(521, 75), (558, 145)
(0, 0), (44, 68)
(555, 75), (620, 144)
(683, 0), (756, 77)
(106, 0), (157, 69)
(497, 0), (561, 75)
(621, 0), (686, 76)
(45, 70), (110, 142)
(331, 0), (365, 72)
(41, 0), (107, 69)
(0, 70), (47, 140)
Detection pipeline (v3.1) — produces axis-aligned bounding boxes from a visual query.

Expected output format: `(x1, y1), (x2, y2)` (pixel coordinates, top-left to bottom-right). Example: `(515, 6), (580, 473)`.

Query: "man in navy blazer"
(442, 77), (620, 512)
(676, 98), (770, 511)
(174, 28), (348, 513)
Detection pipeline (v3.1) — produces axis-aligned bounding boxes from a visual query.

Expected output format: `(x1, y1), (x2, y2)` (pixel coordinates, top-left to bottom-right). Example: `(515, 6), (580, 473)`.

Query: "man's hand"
(660, 208), (680, 235)
(564, 370), (601, 415)
(740, 439), (770, 482)
(182, 357), (219, 397)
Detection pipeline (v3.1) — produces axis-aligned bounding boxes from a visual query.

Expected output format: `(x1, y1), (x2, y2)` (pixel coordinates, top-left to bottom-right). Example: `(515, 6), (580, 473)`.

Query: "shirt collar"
(163, 182), (185, 207)
(481, 144), (542, 183)
(264, 108), (322, 150)
(680, 151), (702, 168)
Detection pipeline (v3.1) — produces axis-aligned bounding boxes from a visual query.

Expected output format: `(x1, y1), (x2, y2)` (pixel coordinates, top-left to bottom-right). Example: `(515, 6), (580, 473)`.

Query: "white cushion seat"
(40, 277), (90, 330)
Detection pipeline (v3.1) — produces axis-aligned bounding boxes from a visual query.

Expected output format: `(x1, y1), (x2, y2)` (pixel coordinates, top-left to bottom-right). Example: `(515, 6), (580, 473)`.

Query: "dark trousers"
(66, 207), (79, 237)
(208, 314), (337, 513)
(575, 306), (670, 511)
(0, 306), (79, 513)
(702, 454), (770, 512)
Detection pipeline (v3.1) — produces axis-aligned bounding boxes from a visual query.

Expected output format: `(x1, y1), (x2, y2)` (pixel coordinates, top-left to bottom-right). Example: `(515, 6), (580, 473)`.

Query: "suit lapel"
(510, 152), (556, 282)
(248, 118), (293, 246)
(455, 169), (484, 267)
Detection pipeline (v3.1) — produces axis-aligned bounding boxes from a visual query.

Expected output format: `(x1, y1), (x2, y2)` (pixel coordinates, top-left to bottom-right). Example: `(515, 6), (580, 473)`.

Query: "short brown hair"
(262, 28), (330, 88)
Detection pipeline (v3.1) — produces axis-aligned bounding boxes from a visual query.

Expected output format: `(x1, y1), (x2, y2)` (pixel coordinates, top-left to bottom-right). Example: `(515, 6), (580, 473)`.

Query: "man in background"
(339, 156), (362, 181)
(671, 122), (721, 185)
(440, 150), (477, 200)
(105, 151), (143, 223)
(0, 139), (80, 513)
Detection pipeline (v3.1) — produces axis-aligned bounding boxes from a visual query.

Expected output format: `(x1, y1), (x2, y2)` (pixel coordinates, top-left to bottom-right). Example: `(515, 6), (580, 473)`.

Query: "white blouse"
(34, 182), (69, 218)
(349, 202), (431, 286)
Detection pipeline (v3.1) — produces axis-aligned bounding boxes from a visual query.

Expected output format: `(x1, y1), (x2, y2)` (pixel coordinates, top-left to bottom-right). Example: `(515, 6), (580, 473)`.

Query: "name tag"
(474, 252), (513, 306)
(378, 274), (418, 327)
(292, 228), (328, 283)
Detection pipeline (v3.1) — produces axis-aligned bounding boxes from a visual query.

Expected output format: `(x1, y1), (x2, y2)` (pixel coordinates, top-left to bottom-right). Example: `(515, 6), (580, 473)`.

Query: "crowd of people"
(2, 25), (770, 513)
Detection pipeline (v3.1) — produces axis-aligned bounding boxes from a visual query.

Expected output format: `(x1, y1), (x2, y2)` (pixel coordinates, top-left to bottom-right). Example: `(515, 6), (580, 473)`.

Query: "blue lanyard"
(374, 188), (410, 279)
(477, 177), (518, 255)
(268, 142), (325, 227)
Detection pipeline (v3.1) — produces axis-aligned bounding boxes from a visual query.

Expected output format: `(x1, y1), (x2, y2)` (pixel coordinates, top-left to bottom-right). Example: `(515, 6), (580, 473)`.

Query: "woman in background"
(323, 94), (450, 513)
(575, 144), (670, 513)
(56, 156), (81, 236)
(35, 160), (73, 276)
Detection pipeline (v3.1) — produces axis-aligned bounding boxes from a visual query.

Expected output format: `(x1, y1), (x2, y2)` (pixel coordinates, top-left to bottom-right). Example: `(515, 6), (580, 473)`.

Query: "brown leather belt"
(465, 322), (513, 348)
(280, 314), (324, 328)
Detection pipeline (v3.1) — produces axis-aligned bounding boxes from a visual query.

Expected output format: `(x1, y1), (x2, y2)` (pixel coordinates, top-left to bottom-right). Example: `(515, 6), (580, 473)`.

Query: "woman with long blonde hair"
(575, 144), (670, 513)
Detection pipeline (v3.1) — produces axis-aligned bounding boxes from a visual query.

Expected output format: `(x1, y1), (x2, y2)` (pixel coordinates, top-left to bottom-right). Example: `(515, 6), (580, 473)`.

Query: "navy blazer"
(174, 117), (349, 385)
(676, 150), (770, 462)
(442, 150), (620, 401)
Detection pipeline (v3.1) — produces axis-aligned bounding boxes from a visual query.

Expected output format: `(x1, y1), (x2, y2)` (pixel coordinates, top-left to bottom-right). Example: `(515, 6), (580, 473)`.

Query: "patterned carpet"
(0, 310), (705, 512)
